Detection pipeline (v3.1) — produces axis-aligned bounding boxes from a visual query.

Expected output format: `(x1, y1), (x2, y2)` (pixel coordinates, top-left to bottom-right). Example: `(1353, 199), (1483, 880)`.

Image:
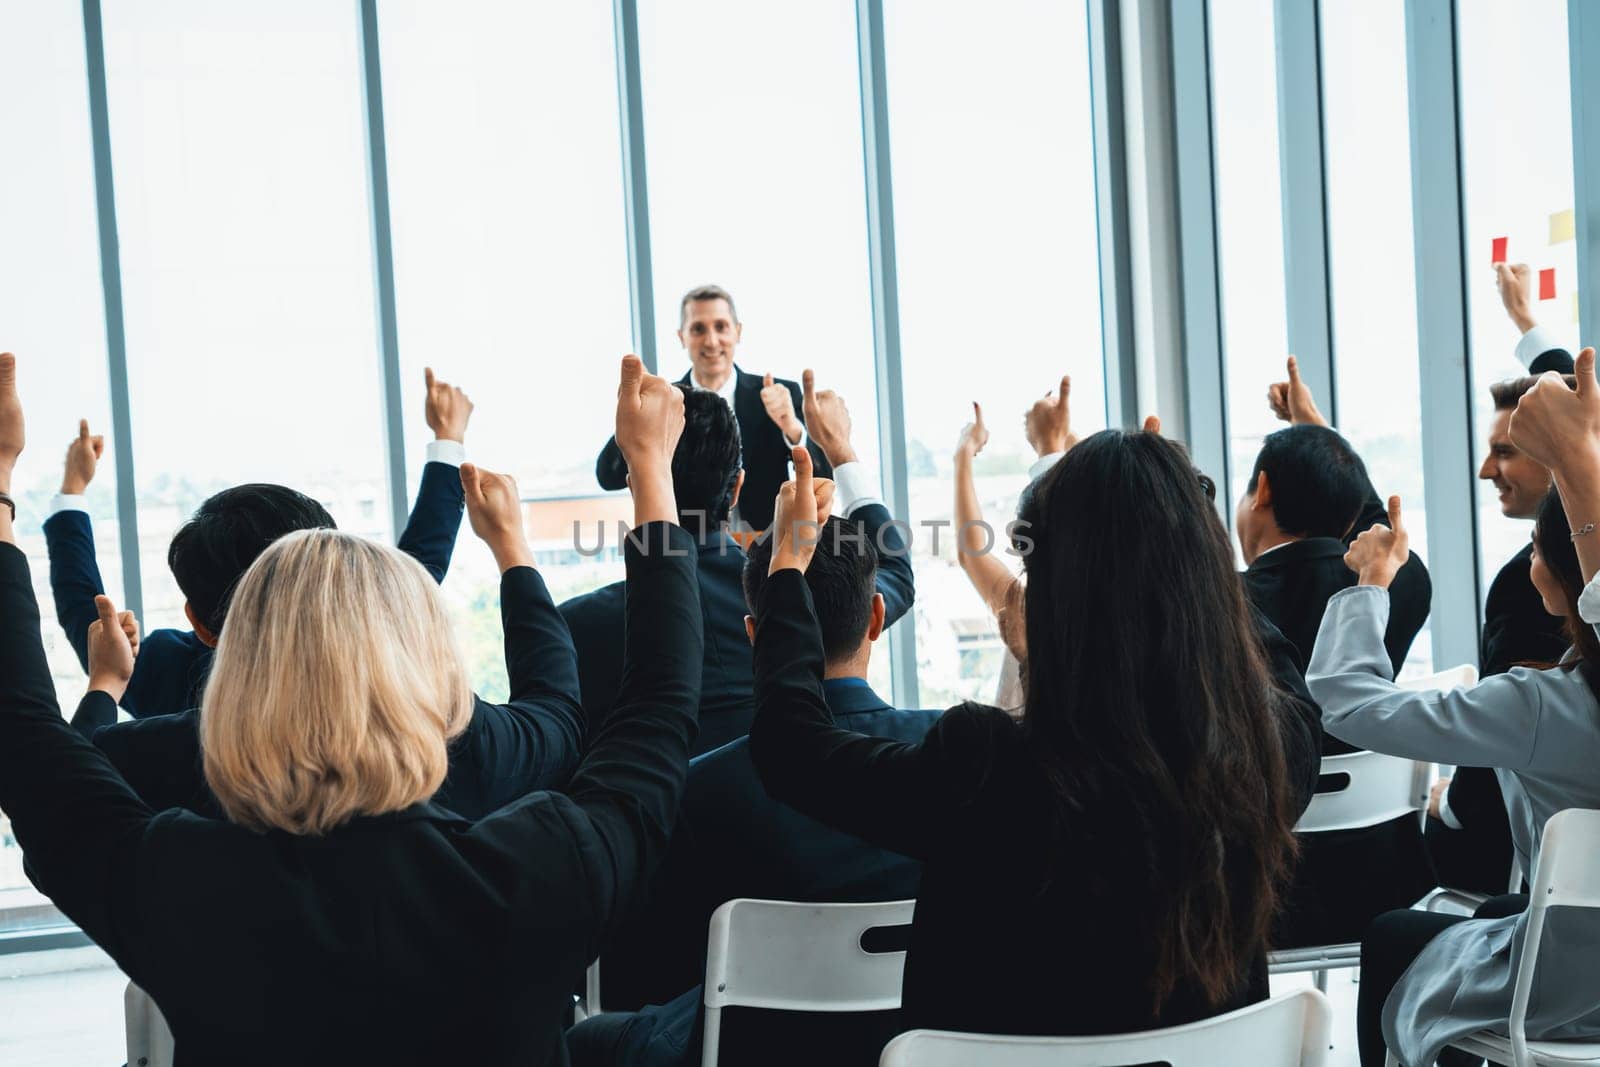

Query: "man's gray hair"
(679, 284), (739, 329)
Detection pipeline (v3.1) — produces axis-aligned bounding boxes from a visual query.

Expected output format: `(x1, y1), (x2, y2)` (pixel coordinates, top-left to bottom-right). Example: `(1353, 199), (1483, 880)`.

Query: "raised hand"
(460, 463), (532, 572)
(615, 354), (685, 526)
(1343, 495), (1409, 588)
(87, 594), (139, 702)
(1496, 262), (1537, 334)
(1024, 375), (1077, 457)
(1511, 347), (1600, 480)
(1266, 355), (1327, 426)
(1142, 414), (1162, 435)
(801, 369), (856, 465)
(0, 353), (24, 492)
(768, 446), (836, 575)
(761, 371), (804, 445)
(955, 402), (989, 462)
(62, 419), (105, 495)
(424, 367), (474, 443)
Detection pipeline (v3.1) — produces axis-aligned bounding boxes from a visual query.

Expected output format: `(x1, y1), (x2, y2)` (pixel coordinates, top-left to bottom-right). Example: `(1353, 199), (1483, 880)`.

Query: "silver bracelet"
(1573, 522), (1596, 541)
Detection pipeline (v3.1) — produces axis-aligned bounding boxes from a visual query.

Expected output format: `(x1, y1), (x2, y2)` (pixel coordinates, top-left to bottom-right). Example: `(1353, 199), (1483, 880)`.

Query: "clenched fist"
(1024, 376), (1077, 457)
(1343, 495), (1409, 589)
(801, 369), (855, 466)
(62, 419), (106, 495)
(424, 367), (474, 443)
(761, 372), (804, 445)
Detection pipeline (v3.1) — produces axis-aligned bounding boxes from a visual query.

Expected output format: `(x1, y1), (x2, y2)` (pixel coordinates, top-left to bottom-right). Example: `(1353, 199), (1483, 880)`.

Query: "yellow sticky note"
(1551, 208), (1576, 244)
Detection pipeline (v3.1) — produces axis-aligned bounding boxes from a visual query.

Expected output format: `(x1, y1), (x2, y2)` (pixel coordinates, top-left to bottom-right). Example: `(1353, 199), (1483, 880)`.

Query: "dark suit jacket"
(558, 505), (913, 757)
(1426, 542), (1571, 893)
(742, 572), (1322, 1043)
(569, 680), (941, 1067)
(43, 460), (465, 719)
(0, 524), (701, 1066)
(85, 564), (586, 822)
(1241, 490), (1437, 947)
(595, 367), (832, 531)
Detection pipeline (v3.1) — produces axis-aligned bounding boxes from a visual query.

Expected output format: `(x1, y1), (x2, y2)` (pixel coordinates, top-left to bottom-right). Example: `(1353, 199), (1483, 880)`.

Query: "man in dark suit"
(563, 377), (911, 756)
(1236, 357), (1436, 948)
(594, 284), (830, 531)
(1426, 263), (1576, 894)
(44, 368), (475, 718)
(568, 506), (937, 1067)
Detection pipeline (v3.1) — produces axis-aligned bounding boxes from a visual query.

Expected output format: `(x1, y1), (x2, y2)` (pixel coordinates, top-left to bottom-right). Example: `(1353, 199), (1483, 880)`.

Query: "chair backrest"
(702, 898), (916, 1067)
(878, 988), (1332, 1067)
(1295, 749), (1431, 834)
(124, 982), (175, 1067)
(1506, 808), (1600, 1065)
(703, 897), (914, 1013)
(1397, 663), (1479, 694)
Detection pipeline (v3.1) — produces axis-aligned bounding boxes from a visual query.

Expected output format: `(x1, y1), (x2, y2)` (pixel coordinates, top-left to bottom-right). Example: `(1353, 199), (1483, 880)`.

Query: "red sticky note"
(1492, 236), (1508, 264)
(1540, 267), (1557, 300)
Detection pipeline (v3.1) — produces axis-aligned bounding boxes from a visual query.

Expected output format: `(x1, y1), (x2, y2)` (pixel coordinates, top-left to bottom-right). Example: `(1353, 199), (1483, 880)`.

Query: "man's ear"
(1252, 470), (1273, 509)
(866, 592), (886, 642)
(744, 614), (756, 647)
(184, 602), (219, 648)
(729, 469), (745, 512)
(733, 320), (743, 344)
(677, 326), (689, 350)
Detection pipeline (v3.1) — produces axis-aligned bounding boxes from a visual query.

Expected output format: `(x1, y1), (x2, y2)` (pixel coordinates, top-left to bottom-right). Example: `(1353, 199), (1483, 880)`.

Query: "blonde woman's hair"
(200, 529), (474, 835)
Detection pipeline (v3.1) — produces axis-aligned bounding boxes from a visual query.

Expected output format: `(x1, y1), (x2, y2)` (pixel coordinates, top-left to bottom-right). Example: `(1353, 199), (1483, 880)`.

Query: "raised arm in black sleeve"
(396, 460), (466, 583)
(0, 544), (153, 959)
(852, 502), (915, 628)
(440, 565), (586, 815)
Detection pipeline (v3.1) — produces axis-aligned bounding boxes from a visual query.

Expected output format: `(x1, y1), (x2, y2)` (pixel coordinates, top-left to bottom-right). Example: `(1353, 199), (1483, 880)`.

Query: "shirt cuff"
(1436, 786), (1464, 831)
(786, 422), (809, 450)
(1028, 453), (1065, 482)
(48, 493), (90, 517)
(1579, 570), (1600, 624)
(832, 461), (884, 516)
(425, 439), (466, 467)
(1515, 324), (1563, 371)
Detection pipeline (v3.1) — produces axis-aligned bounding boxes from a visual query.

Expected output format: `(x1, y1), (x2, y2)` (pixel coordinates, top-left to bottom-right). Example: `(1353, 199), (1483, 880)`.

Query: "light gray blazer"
(1308, 586), (1600, 1067)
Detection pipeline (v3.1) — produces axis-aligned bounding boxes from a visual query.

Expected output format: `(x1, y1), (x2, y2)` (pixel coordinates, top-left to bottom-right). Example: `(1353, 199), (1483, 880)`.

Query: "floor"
(0, 949), (1367, 1065)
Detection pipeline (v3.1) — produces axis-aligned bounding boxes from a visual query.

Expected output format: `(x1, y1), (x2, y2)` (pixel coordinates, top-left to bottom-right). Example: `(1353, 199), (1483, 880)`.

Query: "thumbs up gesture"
(1024, 376), (1078, 457)
(1266, 355), (1328, 427)
(424, 367), (475, 444)
(1343, 495), (1410, 589)
(1511, 347), (1600, 481)
(87, 594), (140, 702)
(800, 369), (855, 466)
(62, 419), (106, 495)
(760, 371), (804, 445)
(955, 402), (989, 463)
(768, 446), (836, 576)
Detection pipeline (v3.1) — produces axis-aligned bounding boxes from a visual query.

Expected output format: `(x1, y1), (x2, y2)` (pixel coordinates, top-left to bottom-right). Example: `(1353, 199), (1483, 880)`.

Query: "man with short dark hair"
(594, 284), (830, 530)
(1239, 356), (1435, 950)
(1424, 264), (1578, 895)
(44, 367), (474, 719)
(568, 511), (936, 1067)
(562, 376), (911, 756)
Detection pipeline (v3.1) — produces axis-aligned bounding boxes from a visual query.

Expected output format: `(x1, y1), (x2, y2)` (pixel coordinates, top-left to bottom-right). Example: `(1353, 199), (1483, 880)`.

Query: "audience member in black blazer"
(743, 433), (1320, 1046)
(44, 368), (476, 718)
(1426, 349), (1576, 894)
(564, 378), (911, 755)
(594, 285), (830, 531)
(0, 352), (703, 1065)
(569, 513), (939, 1067)
(1236, 359), (1436, 947)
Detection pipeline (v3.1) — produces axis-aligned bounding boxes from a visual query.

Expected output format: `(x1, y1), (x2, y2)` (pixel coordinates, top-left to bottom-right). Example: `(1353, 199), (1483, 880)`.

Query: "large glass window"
(0, 0), (120, 892)
(1210, 0), (1290, 508)
(1322, 0), (1432, 675)
(637, 0), (880, 474)
(884, 0), (1105, 708)
(378, 0), (634, 697)
(1458, 0), (1578, 594)
(103, 0), (389, 635)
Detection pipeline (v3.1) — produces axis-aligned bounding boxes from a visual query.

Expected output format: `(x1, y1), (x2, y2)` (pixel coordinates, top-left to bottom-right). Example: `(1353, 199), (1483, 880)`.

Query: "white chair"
(1270, 748), (1434, 988)
(701, 897), (914, 1067)
(879, 987), (1332, 1066)
(1387, 808), (1600, 1067)
(124, 982), (175, 1067)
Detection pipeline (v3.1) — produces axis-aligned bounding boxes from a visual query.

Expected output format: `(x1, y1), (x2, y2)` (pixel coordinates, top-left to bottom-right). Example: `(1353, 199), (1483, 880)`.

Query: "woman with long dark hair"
(1309, 487), (1600, 1066)
(748, 429), (1322, 1038)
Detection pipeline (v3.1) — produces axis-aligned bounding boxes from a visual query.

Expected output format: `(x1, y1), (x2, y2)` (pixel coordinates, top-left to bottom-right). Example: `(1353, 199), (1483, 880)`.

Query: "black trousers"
(1358, 895), (1527, 1067)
